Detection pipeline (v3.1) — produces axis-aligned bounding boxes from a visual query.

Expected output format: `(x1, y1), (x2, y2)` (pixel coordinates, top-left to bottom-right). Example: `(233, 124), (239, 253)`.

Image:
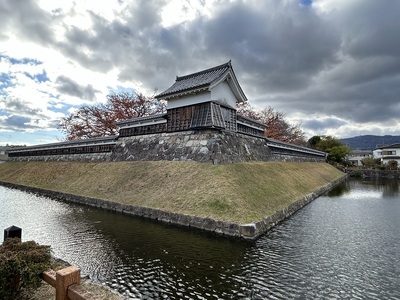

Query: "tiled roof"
(378, 143), (400, 149)
(7, 136), (117, 151)
(267, 138), (326, 156)
(237, 114), (267, 128)
(117, 113), (167, 125)
(156, 61), (232, 98)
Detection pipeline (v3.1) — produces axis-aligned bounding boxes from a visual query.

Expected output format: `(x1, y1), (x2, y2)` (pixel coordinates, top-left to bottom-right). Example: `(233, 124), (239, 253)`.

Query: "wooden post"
(4, 225), (22, 241)
(56, 266), (80, 300)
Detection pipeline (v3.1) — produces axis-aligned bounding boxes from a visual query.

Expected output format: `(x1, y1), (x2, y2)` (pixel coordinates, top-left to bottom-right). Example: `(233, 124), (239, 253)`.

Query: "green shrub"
(0, 238), (51, 300)
(387, 160), (398, 170)
(350, 171), (363, 178)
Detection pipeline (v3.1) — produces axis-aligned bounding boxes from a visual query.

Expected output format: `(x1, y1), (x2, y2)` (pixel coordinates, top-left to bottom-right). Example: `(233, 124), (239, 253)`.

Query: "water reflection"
(1, 179), (400, 299)
(325, 179), (352, 197)
(382, 179), (399, 197)
(328, 177), (400, 198)
(82, 209), (250, 298)
(0, 186), (251, 298)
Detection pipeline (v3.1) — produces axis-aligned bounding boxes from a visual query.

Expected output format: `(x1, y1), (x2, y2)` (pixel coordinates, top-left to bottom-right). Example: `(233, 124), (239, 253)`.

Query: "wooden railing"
(3, 227), (100, 300)
(41, 266), (100, 300)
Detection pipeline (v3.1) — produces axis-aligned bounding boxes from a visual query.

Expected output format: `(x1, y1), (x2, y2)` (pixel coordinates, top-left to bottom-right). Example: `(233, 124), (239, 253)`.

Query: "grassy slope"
(0, 161), (344, 224)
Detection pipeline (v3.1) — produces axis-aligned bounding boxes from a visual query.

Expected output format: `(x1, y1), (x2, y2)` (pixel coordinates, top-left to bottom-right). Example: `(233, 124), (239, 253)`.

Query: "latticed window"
(220, 106), (236, 131)
(167, 106), (196, 131)
(190, 103), (211, 128)
(210, 103), (225, 128)
(120, 123), (167, 137)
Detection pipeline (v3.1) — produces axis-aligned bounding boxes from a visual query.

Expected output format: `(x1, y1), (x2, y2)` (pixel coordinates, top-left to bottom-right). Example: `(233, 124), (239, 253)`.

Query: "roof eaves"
(156, 84), (210, 99)
(155, 61), (232, 99)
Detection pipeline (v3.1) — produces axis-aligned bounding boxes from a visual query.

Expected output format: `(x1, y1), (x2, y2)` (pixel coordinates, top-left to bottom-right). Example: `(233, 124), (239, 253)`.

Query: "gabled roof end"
(155, 61), (246, 103)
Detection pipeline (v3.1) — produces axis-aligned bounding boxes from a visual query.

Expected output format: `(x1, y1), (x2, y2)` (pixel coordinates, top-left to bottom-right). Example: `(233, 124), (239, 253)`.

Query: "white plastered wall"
(210, 80), (237, 108)
(167, 91), (211, 109)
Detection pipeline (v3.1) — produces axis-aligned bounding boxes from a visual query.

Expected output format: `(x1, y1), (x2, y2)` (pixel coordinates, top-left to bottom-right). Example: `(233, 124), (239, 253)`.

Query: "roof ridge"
(176, 60), (231, 81)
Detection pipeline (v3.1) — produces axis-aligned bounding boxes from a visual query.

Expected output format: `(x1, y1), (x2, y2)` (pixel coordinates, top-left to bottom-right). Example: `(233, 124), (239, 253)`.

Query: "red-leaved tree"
(237, 102), (306, 145)
(59, 92), (166, 140)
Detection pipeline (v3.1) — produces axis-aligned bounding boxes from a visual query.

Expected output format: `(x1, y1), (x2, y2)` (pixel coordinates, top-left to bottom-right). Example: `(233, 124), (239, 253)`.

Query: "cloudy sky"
(1, 0), (400, 146)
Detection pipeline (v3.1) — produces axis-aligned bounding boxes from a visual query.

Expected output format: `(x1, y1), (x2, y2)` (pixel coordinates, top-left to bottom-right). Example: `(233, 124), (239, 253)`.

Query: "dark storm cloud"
(339, 0), (400, 60)
(301, 0), (400, 124)
(48, 119), (63, 128)
(0, 0), (55, 45)
(51, 0), (400, 132)
(107, 0), (338, 94)
(0, 115), (39, 131)
(6, 100), (42, 116)
(3, 0), (400, 136)
(303, 118), (348, 132)
(55, 76), (98, 101)
(109, 0), (341, 93)
(128, 0), (167, 29)
(56, 0), (168, 75)
(57, 22), (115, 73)
(203, 1), (340, 93)
(4, 115), (31, 127)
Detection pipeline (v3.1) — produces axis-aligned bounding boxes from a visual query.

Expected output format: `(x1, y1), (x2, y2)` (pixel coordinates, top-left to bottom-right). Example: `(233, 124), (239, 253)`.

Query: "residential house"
(373, 143), (400, 165)
(347, 149), (372, 166)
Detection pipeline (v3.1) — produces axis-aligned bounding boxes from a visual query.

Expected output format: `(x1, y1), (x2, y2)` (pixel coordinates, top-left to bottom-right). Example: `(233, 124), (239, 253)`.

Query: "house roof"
(375, 143), (400, 150)
(381, 156), (400, 160)
(350, 150), (372, 155)
(155, 61), (247, 103)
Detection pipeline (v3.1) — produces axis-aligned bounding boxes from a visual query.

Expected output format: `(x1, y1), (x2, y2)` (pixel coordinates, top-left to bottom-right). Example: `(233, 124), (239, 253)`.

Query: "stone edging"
(239, 175), (348, 240)
(0, 175), (347, 241)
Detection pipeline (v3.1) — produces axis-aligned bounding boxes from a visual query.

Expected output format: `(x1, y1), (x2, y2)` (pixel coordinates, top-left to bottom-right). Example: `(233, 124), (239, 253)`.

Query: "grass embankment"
(0, 161), (344, 224)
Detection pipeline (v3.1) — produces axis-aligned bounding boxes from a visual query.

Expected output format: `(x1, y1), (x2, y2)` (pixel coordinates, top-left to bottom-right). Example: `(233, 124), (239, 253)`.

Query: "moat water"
(1, 179), (400, 299)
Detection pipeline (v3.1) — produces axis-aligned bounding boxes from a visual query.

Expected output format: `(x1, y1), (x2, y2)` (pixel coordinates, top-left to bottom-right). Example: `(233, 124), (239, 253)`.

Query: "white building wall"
(348, 156), (366, 167)
(347, 150), (372, 166)
(167, 80), (239, 110)
(373, 147), (400, 165)
(167, 91), (211, 109)
(379, 147), (399, 164)
(373, 149), (382, 159)
(210, 80), (237, 108)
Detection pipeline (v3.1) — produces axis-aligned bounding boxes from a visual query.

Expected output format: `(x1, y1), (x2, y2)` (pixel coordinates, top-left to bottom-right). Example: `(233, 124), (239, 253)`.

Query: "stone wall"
(349, 169), (400, 179)
(240, 175), (347, 239)
(269, 153), (325, 163)
(110, 129), (272, 164)
(8, 130), (325, 164)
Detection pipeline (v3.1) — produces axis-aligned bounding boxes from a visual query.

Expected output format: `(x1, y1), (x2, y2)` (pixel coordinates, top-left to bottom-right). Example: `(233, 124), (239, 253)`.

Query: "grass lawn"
(0, 161), (344, 224)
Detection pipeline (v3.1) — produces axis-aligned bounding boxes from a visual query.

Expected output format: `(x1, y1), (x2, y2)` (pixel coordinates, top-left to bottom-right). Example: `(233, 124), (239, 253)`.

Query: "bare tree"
(237, 102), (306, 145)
(59, 92), (166, 140)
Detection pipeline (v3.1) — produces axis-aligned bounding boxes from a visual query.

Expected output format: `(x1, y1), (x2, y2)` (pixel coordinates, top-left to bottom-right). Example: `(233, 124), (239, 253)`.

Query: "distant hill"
(340, 135), (400, 150)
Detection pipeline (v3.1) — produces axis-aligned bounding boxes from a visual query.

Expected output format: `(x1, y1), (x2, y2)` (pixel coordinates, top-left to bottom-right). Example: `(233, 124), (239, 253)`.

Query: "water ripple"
(1, 179), (400, 299)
